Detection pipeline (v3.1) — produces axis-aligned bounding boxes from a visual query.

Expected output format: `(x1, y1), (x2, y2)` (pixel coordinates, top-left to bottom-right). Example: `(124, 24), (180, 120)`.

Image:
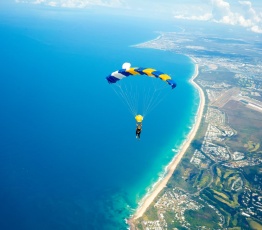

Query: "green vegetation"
(184, 207), (221, 229)
(164, 212), (188, 230)
(246, 141), (260, 152)
(213, 190), (229, 199)
(142, 205), (158, 221)
(216, 167), (222, 177)
(200, 68), (236, 85)
(132, 66), (262, 230)
(164, 211), (184, 229)
(214, 195), (236, 208)
(224, 169), (235, 179)
(228, 176), (235, 186)
(204, 188), (239, 209)
(222, 100), (262, 153)
(196, 169), (211, 188)
(167, 149), (199, 193)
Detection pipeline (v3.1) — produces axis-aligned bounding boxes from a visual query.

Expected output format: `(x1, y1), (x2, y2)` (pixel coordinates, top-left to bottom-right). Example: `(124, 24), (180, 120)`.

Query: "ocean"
(0, 5), (199, 230)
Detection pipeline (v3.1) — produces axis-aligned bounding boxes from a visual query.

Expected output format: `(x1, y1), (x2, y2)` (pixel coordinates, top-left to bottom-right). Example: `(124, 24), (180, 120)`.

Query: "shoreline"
(129, 58), (205, 226)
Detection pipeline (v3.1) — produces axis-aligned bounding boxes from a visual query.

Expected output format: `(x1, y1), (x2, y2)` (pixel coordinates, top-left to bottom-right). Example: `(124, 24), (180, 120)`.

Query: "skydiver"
(136, 123), (142, 139)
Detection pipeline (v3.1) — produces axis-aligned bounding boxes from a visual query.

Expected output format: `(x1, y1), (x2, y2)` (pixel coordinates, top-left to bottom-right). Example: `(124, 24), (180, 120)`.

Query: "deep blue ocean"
(0, 4), (199, 230)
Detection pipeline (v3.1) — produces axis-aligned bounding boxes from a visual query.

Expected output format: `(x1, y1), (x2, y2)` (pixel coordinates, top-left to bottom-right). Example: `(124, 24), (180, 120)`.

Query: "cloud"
(174, 13), (212, 21)
(212, 0), (233, 23)
(16, 0), (125, 8)
(15, 0), (262, 33)
(173, 0), (262, 33)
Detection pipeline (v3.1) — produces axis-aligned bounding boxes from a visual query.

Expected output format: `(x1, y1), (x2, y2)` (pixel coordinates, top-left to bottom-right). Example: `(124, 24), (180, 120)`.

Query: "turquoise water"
(0, 6), (199, 230)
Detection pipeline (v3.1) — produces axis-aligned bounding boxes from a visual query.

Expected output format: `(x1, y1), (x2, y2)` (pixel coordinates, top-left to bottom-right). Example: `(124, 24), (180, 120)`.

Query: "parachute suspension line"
(125, 85), (138, 116)
(136, 85), (140, 114)
(143, 88), (158, 117)
(142, 86), (150, 118)
(108, 71), (175, 119)
(121, 83), (138, 116)
(133, 84), (140, 115)
(112, 84), (137, 116)
(121, 84), (132, 113)
(152, 77), (169, 91)
(149, 79), (173, 114)
(107, 65), (176, 120)
(111, 85), (131, 113)
(124, 82), (140, 116)
(141, 86), (148, 117)
(142, 86), (155, 117)
(149, 81), (173, 115)
(142, 82), (152, 117)
(132, 84), (140, 116)
(142, 79), (172, 117)
(143, 78), (163, 116)
(144, 89), (171, 116)
(141, 77), (157, 116)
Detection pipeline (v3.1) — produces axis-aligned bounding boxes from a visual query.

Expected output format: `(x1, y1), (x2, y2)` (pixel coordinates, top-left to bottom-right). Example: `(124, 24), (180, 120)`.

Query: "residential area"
(133, 31), (262, 229)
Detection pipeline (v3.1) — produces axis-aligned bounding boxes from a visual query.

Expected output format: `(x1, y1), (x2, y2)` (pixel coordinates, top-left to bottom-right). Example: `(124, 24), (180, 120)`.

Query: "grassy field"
(200, 68), (237, 85)
(222, 100), (262, 153)
(184, 206), (221, 229)
(213, 166), (239, 191)
(196, 169), (212, 188)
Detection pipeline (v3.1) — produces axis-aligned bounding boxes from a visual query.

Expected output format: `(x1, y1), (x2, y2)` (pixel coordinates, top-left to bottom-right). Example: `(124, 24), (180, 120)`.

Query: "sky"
(8, 0), (262, 33)
(1, 0), (262, 34)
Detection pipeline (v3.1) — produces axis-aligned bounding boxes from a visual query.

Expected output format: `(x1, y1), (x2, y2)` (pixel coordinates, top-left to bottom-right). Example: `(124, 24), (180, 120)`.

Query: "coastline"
(129, 58), (205, 225)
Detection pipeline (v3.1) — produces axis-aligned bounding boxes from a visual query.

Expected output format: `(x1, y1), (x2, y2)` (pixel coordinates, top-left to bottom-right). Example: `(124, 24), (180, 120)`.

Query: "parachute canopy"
(106, 63), (177, 119)
(106, 66), (176, 89)
(135, 114), (143, 123)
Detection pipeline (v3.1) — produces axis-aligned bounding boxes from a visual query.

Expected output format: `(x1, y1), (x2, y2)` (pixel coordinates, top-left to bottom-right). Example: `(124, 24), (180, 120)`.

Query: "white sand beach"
(130, 59), (205, 221)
